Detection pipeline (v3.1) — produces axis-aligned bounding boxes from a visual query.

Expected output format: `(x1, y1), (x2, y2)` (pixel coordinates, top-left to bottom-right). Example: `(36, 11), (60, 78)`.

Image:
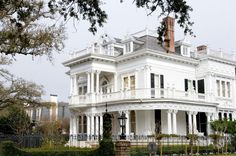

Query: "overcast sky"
(7, 0), (236, 102)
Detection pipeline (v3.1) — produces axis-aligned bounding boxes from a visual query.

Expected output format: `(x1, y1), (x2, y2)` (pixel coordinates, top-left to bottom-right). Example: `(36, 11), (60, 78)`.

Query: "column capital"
(187, 111), (193, 115)
(167, 109), (173, 114)
(123, 110), (130, 115)
(192, 111), (198, 115)
(96, 70), (101, 74)
(172, 110), (178, 114)
(205, 112), (213, 117)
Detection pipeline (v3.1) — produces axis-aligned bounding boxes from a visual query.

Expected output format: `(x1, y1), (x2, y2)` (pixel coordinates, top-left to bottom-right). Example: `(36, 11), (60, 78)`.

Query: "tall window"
(83, 116), (87, 133)
(227, 82), (230, 97)
(79, 116), (83, 133)
(102, 80), (108, 93)
(123, 75), (135, 90)
(216, 80), (220, 96)
(130, 76), (135, 90)
(218, 112), (222, 120)
(130, 111), (136, 134)
(123, 77), (129, 89)
(222, 81), (225, 97)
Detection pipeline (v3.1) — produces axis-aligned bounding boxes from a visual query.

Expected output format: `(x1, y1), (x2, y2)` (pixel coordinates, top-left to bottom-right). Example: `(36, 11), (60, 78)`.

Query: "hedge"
(130, 144), (235, 155)
(1, 141), (235, 156)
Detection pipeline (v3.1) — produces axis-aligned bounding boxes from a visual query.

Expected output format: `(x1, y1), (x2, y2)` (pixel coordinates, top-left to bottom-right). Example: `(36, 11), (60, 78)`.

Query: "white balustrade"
(70, 88), (215, 105)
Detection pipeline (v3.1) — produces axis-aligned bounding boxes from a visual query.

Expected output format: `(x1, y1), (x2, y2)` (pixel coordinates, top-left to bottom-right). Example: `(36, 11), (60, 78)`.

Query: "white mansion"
(64, 17), (236, 147)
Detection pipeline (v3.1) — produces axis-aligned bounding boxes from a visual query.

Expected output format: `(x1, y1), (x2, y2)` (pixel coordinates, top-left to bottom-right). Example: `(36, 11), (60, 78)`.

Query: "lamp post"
(118, 112), (127, 140)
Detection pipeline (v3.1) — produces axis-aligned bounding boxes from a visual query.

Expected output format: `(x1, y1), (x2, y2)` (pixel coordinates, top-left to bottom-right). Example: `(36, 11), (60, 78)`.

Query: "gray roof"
(135, 35), (166, 52)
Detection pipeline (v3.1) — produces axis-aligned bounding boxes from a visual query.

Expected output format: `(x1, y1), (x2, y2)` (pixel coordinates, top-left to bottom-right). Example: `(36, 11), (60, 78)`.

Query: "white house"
(63, 17), (236, 147)
(25, 94), (70, 123)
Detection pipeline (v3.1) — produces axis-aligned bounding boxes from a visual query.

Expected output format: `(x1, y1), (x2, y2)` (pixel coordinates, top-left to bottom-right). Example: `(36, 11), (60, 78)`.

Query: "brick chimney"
(163, 16), (175, 53)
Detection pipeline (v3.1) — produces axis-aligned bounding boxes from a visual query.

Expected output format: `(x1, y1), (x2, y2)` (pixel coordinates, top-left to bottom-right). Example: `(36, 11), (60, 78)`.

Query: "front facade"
(64, 17), (236, 147)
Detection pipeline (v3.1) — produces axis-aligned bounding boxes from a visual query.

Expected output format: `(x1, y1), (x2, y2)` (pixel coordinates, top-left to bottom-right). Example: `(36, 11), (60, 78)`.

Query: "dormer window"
(125, 42), (131, 53)
(175, 39), (191, 57)
(182, 46), (189, 56)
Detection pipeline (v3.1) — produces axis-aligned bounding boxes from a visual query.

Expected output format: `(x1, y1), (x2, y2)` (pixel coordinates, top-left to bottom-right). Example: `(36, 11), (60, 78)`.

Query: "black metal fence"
(0, 134), (42, 148)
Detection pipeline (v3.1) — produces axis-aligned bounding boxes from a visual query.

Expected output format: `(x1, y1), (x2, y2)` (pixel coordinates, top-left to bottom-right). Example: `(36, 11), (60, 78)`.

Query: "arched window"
(218, 112), (222, 120)
(102, 80), (108, 93)
(224, 113), (227, 120)
(83, 116), (87, 133)
(130, 110), (136, 134)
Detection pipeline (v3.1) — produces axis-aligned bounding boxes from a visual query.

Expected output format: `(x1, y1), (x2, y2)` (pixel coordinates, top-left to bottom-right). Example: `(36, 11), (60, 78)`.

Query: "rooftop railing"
(195, 48), (236, 62)
(69, 45), (121, 59)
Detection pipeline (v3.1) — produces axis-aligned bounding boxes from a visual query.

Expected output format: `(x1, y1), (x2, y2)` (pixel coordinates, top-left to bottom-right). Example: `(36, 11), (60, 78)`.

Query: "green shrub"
(97, 138), (114, 156)
(0, 141), (26, 156)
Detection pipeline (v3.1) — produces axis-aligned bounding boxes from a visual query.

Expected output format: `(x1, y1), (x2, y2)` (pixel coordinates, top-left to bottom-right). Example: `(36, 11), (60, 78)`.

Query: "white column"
(70, 115), (73, 135)
(70, 77), (73, 95)
(86, 115), (91, 141)
(76, 116), (79, 134)
(95, 115), (99, 139)
(73, 75), (78, 95)
(91, 71), (94, 93)
(187, 111), (192, 134)
(91, 115), (94, 140)
(96, 71), (100, 93)
(125, 111), (130, 138)
(114, 73), (118, 92)
(192, 112), (197, 134)
(167, 110), (172, 134)
(87, 72), (91, 93)
(73, 116), (77, 135)
(81, 115), (84, 133)
(100, 114), (103, 136)
(172, 110), (178, 134)
(206, 113), (212, 136)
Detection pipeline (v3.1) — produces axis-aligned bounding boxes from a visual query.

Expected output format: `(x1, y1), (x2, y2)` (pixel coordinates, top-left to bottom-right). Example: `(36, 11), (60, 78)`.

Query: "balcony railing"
(70, 88), (215, 106)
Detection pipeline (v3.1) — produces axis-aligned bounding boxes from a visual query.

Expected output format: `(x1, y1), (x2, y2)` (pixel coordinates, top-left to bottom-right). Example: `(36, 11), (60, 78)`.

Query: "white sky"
(7, 0), (236, 102)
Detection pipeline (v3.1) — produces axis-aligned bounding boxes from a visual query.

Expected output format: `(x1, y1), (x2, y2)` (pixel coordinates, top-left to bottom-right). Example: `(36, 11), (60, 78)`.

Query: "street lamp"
(118, 112), (127, 140)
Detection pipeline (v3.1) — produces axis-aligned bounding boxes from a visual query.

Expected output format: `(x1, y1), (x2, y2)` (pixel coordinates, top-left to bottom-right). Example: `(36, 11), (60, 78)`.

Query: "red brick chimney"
(163, 16), (175, 53)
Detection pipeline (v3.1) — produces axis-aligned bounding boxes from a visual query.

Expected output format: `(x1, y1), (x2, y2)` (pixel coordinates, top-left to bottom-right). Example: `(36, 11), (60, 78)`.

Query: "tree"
(35, 120), (68, 147)
(0, 56), (44, 109)
(0, 0), (65, 58)
(48, 0), (194, 42)
(0, 106), (31, 135)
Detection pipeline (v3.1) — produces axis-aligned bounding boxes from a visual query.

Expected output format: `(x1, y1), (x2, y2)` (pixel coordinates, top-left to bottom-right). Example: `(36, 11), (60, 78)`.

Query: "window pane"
(222, 81), (225, 97)
(216, 80), (220, 96)
(124, 77), (128, 89)
(227, 82), (230, 97)
(130, 76), (135, 90)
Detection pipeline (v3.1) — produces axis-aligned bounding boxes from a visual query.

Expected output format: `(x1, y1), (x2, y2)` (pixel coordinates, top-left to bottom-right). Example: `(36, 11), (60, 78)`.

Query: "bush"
(97, 138), (114, 156)
(0, 141), (26, 156)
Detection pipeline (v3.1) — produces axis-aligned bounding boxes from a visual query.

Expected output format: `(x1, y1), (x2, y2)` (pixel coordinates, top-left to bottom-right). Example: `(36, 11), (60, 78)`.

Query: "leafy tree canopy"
(0, 0), (65, 58)
(48, 0), (194, 42)
(0, 106), (31, 135)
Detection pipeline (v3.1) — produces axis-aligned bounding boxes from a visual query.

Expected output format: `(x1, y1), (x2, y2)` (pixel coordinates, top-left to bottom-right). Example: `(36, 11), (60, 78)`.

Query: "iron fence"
(0, 134), (42, 148)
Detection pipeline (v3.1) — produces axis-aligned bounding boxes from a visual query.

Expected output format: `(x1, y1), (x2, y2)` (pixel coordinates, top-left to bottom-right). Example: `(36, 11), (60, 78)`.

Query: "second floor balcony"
(69, 88), (217, 107)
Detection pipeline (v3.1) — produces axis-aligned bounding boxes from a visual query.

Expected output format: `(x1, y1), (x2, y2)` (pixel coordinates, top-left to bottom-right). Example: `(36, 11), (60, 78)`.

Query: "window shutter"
(160, 75), (164, 88)
(184, 79), (188, 91)
(151, 73), (155, 88)
(193, 80), (196, 90)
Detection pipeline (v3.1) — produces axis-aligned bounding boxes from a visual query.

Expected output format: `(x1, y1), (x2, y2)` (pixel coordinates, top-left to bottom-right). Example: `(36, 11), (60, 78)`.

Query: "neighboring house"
(25, 94), (70, 123)
(63, 17), (236, 147)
